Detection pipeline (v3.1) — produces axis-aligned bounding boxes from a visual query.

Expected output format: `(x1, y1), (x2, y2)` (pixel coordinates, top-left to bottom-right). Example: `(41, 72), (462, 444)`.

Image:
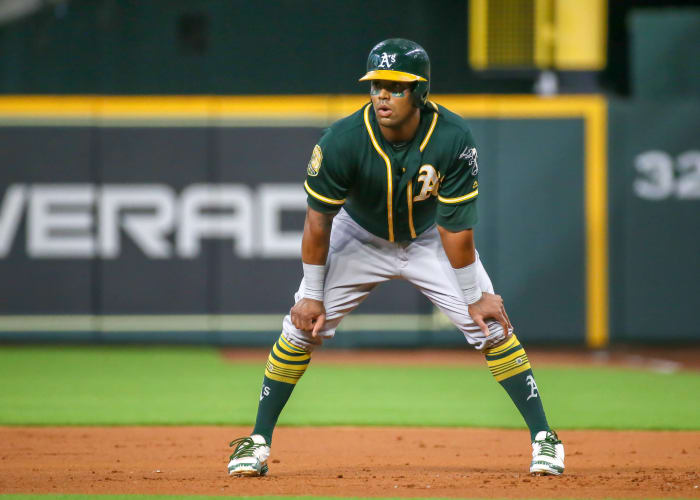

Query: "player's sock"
(484, 334), (550, 441)
(252, 333), (311, 444)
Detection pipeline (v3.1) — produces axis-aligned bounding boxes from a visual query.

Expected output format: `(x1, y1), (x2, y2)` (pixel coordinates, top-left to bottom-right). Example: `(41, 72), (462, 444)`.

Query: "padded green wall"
(608, 99), (700, 341)
(630, 9), (700, 98)
(0, 0), (531, 95)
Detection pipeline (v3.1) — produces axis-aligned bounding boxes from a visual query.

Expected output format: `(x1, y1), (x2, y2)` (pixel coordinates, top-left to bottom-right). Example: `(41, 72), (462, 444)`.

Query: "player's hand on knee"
(468, 292), (513, 338)
(290, 298), (326, 337)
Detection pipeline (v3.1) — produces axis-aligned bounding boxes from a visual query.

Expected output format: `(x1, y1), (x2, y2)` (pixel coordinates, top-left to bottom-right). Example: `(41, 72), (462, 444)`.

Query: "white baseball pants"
(283, 209), (507, 351)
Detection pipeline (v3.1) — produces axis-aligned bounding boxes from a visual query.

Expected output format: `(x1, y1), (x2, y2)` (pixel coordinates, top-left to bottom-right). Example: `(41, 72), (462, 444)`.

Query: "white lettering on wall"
(257, 184), (306, 258)
(28, 185), (96, 258)
(0, 183), (306, 259)
(99, 185), (176, 258)
(0, 184), (25, 257)
(177, 184), (254, 258)
(634, 150), (700, 200)
(676, 151), (700, 200)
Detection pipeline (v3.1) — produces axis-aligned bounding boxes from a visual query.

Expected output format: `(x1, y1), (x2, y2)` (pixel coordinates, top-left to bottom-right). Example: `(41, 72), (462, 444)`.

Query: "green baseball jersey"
(304, 101), (479, 242)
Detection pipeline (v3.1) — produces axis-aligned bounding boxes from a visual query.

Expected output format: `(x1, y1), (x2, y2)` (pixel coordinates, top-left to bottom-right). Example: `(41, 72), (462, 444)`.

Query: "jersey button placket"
(392, 163), (407, 267)
(398, 243), (409, 267)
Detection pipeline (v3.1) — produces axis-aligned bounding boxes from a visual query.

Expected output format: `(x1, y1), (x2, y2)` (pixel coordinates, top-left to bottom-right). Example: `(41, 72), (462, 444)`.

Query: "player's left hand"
(290, 298), (326, 337)
(467, 292), (512, 339)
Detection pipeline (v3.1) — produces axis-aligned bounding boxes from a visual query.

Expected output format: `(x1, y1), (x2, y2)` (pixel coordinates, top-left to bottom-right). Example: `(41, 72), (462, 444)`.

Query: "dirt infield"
(1, 426), (699, 498)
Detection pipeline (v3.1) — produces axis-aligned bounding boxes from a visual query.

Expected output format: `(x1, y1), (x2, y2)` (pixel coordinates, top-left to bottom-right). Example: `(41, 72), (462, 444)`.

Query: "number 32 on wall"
(633, 150), (700, 200)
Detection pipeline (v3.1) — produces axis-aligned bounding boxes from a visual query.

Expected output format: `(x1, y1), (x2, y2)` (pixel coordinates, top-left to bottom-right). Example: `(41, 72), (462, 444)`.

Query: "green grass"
(0, 346), (699, 429)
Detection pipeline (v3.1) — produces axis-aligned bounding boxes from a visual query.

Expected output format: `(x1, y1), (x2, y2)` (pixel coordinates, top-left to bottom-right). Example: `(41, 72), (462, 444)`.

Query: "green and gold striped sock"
(485, 334), (550, 441)
(252, 333), (311, 444)
(264, 333), (311, 384)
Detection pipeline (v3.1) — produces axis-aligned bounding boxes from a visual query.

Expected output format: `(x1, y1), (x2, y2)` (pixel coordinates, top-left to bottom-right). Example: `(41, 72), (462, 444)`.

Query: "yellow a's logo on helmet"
(307, 144), (323, 177)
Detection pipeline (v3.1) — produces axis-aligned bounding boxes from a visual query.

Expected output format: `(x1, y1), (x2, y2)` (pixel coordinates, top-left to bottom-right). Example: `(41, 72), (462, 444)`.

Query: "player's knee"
(463, 318), (508, 350)
(281, 330), (322, 352)
(484, 330), (511, 351)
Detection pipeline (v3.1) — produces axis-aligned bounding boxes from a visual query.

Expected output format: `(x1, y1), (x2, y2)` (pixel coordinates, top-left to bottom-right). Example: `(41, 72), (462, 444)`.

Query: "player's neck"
(378, 108), (421, 144)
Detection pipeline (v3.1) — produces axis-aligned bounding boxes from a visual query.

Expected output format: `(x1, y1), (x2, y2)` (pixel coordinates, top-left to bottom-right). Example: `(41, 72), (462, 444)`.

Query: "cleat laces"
(229, 437), (266, 461)
(537, 440), (558, 458)
(535, 432), (561, 459)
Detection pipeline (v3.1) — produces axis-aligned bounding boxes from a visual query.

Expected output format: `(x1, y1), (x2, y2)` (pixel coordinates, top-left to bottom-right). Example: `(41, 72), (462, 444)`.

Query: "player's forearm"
(438, 225), (482, 304)
(301, 206), (335, 265)
(437, 226), (476, 268)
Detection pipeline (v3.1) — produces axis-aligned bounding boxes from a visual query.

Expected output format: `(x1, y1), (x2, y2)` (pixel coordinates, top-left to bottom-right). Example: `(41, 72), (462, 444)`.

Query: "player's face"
(370, 80), (416, 129)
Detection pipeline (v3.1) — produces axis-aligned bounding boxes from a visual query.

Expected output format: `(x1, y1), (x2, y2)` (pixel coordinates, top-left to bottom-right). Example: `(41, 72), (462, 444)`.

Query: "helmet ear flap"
(410, 82), (419, 107)
(412, 81), (429, 108)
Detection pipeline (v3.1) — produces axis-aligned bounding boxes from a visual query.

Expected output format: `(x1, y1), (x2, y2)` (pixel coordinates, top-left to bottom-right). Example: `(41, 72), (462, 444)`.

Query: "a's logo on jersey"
(307, 144), (323, 177)
(378, 52), (397, 68)
(459, 146), (479, 176)
(413, 164), (442, 202)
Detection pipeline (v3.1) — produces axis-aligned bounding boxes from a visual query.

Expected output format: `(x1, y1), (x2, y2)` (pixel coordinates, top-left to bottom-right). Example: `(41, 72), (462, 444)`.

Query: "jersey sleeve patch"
(438, 134), (480, 207)
(304, 134), (350, 211)
(307, 144), (323, 177)
(458, 146), (479, 176)
(438, 153), (479, 204)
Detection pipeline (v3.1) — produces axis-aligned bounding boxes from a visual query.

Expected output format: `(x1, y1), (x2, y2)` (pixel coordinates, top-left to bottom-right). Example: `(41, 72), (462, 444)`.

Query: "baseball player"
(228, 38), (565, 477)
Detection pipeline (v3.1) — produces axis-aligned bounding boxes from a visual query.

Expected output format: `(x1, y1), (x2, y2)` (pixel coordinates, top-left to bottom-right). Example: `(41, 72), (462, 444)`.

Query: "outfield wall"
(0, 96), (697, 347)
(608, 100), (700, 343)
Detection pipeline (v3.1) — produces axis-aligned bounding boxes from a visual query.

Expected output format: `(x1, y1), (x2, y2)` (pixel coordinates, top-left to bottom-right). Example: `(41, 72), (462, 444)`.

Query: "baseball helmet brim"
(358, 69), (427, 82)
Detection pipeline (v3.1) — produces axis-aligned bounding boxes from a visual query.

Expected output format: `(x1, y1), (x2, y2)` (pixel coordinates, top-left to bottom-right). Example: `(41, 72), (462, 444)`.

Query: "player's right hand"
(467, 292), (512, 340)
(290, 298), (326, 337)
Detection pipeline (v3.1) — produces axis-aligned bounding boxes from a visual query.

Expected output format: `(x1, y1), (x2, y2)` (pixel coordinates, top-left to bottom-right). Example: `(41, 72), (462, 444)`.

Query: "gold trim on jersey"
(363, 103), (395, 242)
(358, 70), (428, 82)
(407, 182), (417, 239)
(419, 102), (439, 152)
(304, 180), (346, 205)
(437, 188), (478, 204)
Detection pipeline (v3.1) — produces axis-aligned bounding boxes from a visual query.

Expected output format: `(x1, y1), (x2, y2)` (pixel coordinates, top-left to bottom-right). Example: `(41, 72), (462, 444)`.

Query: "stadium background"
(0, 0), (698, 348)
(0, 1), (699, 499)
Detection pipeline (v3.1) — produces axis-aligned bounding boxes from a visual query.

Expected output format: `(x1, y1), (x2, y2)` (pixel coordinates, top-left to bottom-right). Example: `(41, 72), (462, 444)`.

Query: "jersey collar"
(364, 101), (439, 154)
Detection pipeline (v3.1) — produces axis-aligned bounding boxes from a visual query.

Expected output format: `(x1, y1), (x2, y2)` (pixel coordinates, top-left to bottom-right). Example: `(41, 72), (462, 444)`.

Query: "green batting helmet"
(359, 38), (430, 107)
